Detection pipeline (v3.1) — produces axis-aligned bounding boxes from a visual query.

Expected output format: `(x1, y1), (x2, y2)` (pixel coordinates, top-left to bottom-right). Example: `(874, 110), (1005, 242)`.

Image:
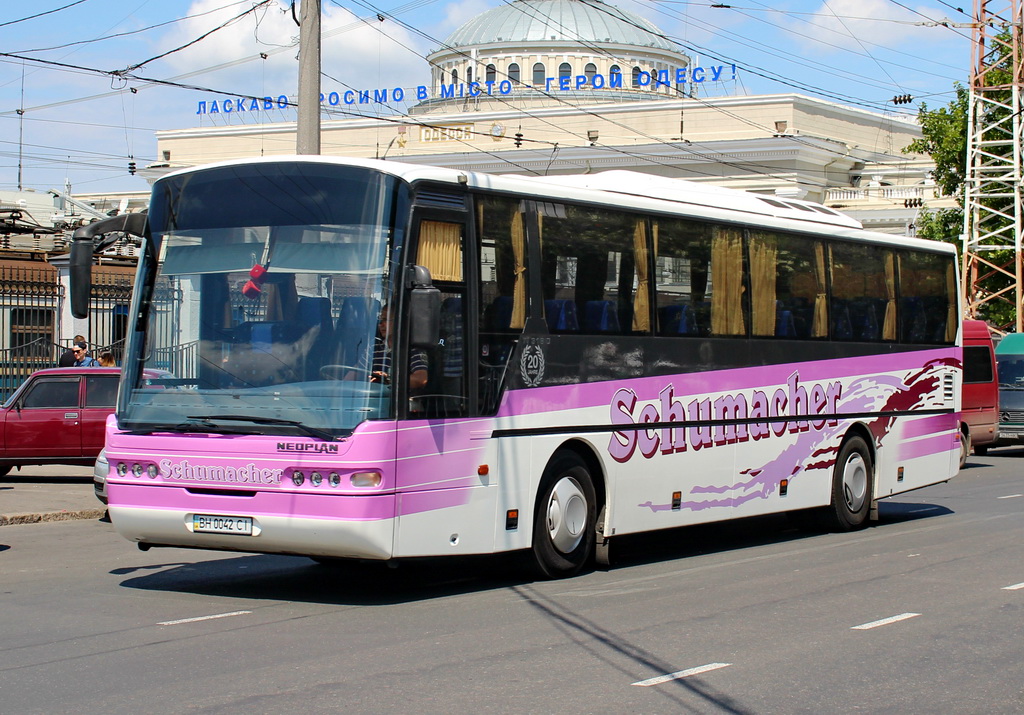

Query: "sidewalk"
(0, 464), (104, 526)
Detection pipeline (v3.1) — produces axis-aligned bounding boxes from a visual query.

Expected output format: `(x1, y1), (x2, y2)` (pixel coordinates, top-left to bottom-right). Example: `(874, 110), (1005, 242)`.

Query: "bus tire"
(958, 428), (971, 469)
(531, 452), (596, 579)
(826, 435), (873, 531)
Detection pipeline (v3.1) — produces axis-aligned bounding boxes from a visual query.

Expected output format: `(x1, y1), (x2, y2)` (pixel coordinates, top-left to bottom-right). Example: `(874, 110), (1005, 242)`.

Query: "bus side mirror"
(70, 239), (94, 319)
(69, 213), (147, 319)
(407, 265), (441, 349)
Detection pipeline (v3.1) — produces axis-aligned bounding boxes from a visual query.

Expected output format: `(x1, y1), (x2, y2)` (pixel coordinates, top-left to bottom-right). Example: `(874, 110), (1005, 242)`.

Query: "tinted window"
(22, 379), (78, 409)
(655, 218), (746, 337)
(899, 251), (956, 344)
(85, 375), (119, 407)
(964, 345), (994, 383)
(830, 243), (892, 342)
(538, 204), (639, 335)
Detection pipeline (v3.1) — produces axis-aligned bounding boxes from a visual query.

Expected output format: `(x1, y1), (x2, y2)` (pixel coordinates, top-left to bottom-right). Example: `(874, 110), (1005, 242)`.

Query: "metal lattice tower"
(962, 0), (1024, 332)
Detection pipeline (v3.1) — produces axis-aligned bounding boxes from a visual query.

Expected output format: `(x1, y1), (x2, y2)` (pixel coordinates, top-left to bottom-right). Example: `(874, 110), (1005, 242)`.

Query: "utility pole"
(962, 0), (1024, 331)
(296, 0), (321, 155)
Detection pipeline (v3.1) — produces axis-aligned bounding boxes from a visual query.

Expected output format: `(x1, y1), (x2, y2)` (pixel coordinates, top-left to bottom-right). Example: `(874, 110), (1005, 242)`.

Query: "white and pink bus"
(71, 156), (961, 578)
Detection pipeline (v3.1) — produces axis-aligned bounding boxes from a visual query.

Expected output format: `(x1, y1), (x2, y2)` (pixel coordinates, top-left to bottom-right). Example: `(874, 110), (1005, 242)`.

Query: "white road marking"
(997, 494), (1023, 500)
(632, 662), (731, 687)
(851, 612), (921, 630)
(1002, 582), (1024, 591)
(158, 610), (252, 626)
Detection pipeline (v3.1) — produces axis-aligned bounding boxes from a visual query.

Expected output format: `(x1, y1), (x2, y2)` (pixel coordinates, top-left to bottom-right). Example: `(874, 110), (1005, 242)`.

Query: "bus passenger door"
(395, 207), (495, 557)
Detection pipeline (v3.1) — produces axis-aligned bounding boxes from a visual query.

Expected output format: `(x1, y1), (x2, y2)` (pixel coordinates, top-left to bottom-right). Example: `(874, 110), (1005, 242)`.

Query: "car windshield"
(118, 162), (408, 438)
(997, 355), (1024, 389)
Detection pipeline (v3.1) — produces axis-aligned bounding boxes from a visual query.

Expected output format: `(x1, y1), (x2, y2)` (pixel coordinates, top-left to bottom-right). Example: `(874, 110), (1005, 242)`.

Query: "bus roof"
(158, 155), (955, 255)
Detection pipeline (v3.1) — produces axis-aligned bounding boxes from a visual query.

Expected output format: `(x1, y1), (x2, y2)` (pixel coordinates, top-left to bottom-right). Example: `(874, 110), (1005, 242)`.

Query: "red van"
(960, 320), (998, 466)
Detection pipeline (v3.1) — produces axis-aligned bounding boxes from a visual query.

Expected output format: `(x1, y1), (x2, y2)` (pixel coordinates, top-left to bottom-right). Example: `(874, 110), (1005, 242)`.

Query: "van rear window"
(964, 345), (994, 383)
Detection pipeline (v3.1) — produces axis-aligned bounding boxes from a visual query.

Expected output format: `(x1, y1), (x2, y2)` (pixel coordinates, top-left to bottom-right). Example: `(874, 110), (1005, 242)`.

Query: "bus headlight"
(350, 471), (382, 488)
(292, 471), (305, 486)
(132, 463), (144, 477)
(146, 463), (160, 478)
(117, 462), (128, 476)
(310, 471), (323, 486)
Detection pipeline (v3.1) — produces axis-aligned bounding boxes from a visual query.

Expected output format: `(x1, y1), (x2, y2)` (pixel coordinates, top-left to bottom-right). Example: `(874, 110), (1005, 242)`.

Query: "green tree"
(905, 72), (1017, 328)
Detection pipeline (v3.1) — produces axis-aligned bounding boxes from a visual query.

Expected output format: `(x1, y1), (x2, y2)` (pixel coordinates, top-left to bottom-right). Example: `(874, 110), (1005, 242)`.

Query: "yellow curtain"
(883, 252), (897, 340)
(711, 226), (745, 335)
(417, 221), (462, 282)
(632, 219), (650, 331)
(945, 260), (957, 342)
(813, 242), (828, 338)
(749, 231), (777, 336)
(510, 211), (526, 329)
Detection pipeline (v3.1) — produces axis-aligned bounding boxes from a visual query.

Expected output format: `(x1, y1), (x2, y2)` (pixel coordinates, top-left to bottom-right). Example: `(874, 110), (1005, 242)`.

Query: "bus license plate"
(192, 514), (253, 535)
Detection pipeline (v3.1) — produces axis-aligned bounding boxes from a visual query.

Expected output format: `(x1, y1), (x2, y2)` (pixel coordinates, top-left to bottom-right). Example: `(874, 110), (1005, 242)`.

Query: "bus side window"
(477, 196), (527, 415)
(898, 251), (956, 344)
(654, 218), (712, 337)
(537, 204), (639, 335)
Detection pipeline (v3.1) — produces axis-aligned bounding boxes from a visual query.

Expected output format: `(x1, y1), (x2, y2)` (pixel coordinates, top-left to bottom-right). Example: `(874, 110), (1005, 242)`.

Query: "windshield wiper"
(192, 414), (336, 441)
(126, 418), (252, 436)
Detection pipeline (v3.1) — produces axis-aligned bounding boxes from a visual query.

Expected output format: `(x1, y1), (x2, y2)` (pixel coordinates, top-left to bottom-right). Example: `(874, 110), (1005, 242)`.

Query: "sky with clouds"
(0, 0), (971, 196)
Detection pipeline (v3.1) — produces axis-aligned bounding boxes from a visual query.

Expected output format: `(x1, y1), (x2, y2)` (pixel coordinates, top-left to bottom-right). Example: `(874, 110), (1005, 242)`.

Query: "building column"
(48, 255), (90, 344)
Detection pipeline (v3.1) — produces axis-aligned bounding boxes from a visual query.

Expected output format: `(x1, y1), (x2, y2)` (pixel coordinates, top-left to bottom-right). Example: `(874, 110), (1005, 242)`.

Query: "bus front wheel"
(531, 452), (596, 579)
(826, 435), (873, 531)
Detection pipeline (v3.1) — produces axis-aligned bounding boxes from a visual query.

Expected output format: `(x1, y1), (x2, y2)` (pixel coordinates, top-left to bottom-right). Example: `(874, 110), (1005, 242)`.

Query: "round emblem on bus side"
(520, 345), (545, 387)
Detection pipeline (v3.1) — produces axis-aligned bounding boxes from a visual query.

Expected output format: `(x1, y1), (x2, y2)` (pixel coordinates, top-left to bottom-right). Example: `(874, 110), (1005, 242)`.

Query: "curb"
(0, 508), (106, 526)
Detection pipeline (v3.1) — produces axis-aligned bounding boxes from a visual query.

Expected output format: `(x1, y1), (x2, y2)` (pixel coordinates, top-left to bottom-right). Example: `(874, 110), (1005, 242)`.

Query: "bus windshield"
(118, 162), (408, 438)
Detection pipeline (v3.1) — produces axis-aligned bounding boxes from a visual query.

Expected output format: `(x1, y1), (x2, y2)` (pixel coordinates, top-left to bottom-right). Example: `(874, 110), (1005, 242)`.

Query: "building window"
(467, 66), (473, 84)
(533, 62), (545, 85)
(452, 69), (459, 84)
(10, 308), (54, 359)
(585, 63), (597, 82)
(559, 62), (572, 80)
(610, 65), (621, 84)
(509, 63), (520, 83)
(632, 66), (642, 88)
(486, 64), (496, 83)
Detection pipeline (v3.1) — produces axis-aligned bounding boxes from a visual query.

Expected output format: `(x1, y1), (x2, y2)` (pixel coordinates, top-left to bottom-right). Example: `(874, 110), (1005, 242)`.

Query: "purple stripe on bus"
(109, 482), (398, 520)
(496, 349), (956, 417)
(899, 432), (960, 461)
(903, 413), (959, 439)
(397, 487), (474, 516)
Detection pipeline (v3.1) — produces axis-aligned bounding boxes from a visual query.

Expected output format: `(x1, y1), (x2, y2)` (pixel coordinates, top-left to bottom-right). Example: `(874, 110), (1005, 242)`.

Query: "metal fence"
(0, 265), (134, 400)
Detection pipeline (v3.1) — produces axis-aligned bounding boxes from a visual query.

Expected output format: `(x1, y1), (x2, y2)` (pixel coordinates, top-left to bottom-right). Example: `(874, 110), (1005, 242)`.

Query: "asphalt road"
(2, 451), (1023, 714)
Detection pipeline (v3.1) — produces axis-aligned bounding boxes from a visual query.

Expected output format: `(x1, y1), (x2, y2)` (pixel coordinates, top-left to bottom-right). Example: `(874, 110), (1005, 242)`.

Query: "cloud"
(788, 0), (943, 53)
(153, 0), (429, 98)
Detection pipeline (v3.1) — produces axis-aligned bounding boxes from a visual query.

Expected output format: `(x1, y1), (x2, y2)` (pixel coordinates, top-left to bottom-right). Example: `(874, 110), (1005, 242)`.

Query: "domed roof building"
(417, 0), (692, 113)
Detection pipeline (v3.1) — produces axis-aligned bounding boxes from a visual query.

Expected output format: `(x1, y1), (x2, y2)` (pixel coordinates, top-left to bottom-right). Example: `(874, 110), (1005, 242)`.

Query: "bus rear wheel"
(531, 452), (596, 579)
(958, 428), (971, 469)
(825, 435), (873, 531)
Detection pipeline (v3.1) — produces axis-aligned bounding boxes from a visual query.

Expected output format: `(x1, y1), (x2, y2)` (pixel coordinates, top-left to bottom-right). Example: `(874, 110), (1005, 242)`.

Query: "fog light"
(351, 471), (382, 487)
(117, 462), (128, 476)
(146, 463), (159, 478)
(328, 472), (341, 487)
(132, 463), (143, 477)
(292, 470), (305, 486)
(310, 471), (323, 486)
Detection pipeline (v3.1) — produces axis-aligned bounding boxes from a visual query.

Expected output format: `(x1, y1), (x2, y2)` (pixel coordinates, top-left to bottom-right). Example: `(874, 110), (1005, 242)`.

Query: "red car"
(0, 367), (121, 476)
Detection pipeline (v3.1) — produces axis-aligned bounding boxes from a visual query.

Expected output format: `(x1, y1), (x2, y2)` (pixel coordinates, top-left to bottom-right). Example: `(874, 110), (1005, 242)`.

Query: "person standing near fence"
(98, 351), (116, 367)
(72, 342), (100, 367)
(59, 334), (86, 367)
